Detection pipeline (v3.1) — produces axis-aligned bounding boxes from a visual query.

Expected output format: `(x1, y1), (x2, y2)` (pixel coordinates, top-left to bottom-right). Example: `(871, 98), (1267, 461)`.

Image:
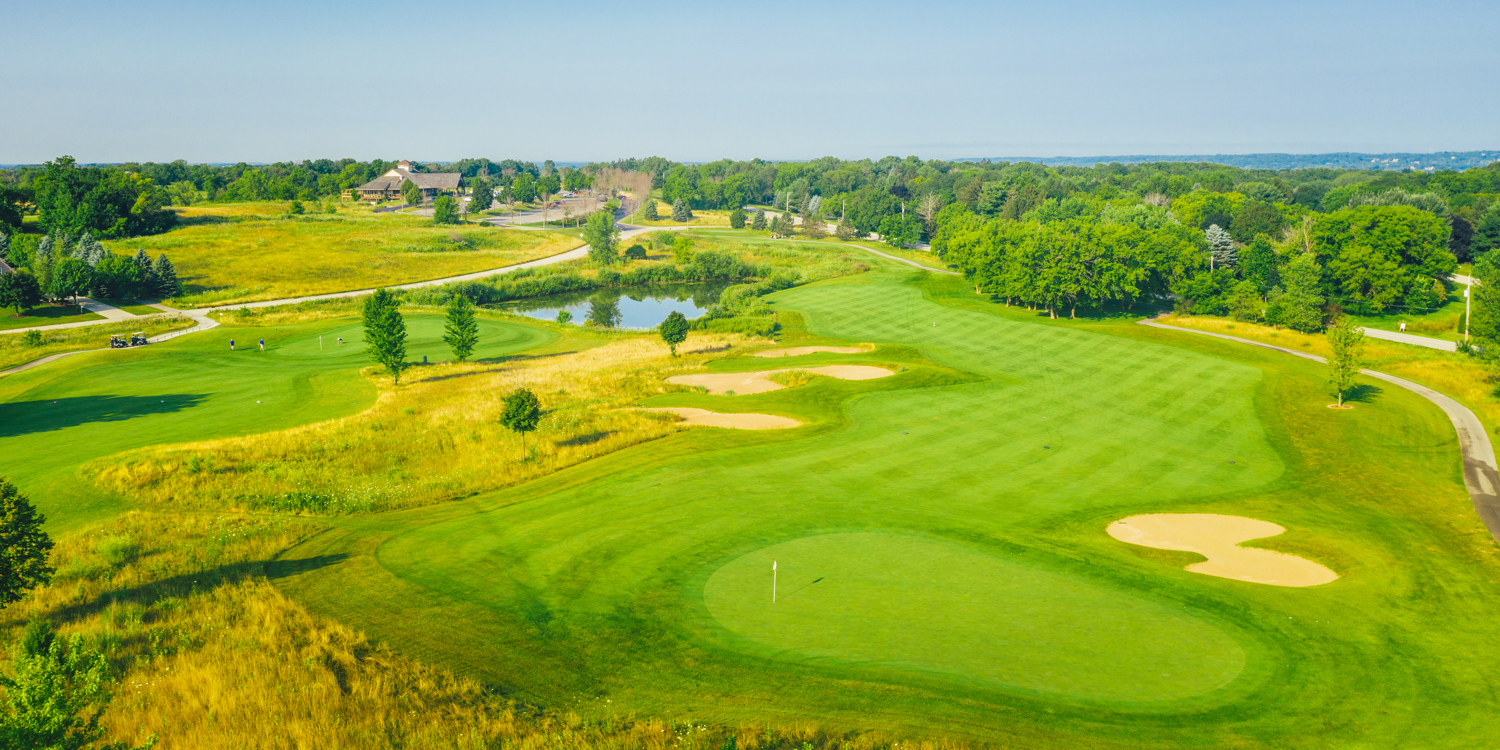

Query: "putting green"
(0, 314), (554, 532)
(703, 532), (1246, 701)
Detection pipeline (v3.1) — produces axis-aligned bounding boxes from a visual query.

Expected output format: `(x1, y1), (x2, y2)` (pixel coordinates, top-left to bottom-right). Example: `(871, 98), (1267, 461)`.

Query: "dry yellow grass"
(627, 199), (732, 227)
(127, 204), (582, 307)
(7, 511), (958, 750)
(1160, 315), (1500, 431)
(0, 315), (198, 371)
(90, 332), (766, 514)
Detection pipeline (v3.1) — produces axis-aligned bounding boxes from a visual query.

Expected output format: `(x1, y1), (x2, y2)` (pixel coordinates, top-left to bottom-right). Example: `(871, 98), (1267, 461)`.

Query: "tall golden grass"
(89, 333), (764, 514)
(1160, 315), (1500, 429)
(7, 511), (962, 750)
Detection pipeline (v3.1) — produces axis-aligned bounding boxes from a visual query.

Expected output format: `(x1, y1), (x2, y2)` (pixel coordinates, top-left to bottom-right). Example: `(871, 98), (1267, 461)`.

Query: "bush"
(729, 208), (746, 229)
(624, 244), (647, 260)
(95, 534), (138, 566)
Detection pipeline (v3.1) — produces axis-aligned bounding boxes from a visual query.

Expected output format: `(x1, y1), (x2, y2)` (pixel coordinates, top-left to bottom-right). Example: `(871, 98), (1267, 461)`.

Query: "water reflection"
(508, 281), (735, 330)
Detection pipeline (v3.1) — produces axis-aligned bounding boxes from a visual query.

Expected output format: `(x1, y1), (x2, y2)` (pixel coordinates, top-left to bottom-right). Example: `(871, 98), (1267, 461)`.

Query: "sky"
(4, 0), (1498, 164)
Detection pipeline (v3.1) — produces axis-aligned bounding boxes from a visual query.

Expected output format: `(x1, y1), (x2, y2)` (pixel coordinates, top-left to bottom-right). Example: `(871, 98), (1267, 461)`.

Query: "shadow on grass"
(556, 431), (613, 447)
(1343, 383), (1383, 404)
(0, 394), (207, 439)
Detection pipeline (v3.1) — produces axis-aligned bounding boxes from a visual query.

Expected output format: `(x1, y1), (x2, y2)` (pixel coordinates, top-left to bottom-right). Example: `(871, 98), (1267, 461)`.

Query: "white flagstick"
(773, 560), (778, 603)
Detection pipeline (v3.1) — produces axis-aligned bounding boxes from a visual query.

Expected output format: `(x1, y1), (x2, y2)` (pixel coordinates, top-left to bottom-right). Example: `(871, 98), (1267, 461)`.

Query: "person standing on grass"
(259, 338), (265, 351)
(1399, 321), (1407, 333)
(230, 339), (235, 351)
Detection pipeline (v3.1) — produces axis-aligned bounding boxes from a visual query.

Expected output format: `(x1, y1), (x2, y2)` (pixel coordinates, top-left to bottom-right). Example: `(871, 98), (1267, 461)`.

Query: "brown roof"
(355, 166), (462, 192)
(0, 257), (13, 275)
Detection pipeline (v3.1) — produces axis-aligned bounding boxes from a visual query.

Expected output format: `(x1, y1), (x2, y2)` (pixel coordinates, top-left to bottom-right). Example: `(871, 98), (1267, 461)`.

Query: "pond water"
(507, 281), (735, 329)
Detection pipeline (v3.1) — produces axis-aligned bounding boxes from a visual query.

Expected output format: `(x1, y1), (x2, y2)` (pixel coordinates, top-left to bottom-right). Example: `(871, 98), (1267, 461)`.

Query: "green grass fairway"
(0, 315), (555, 532)
(0, 304), (105, 330)
(704, 532), (1246, 701)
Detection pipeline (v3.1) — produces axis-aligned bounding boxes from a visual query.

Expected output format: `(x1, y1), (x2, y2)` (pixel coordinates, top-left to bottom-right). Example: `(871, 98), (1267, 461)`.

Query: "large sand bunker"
(647, 407), (802, 430)
(1108, 514), (1338, 588)
(666, 365), (893, 395)
(753, 345), (872, 358)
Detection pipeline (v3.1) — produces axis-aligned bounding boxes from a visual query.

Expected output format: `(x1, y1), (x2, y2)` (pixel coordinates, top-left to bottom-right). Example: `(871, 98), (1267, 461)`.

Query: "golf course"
(3, 250), (1499, 747)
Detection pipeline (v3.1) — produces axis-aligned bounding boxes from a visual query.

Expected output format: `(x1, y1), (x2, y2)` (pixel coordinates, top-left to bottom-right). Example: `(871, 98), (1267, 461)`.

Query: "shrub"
(624, 244), (647, 260)
(95, 534), (138, 566)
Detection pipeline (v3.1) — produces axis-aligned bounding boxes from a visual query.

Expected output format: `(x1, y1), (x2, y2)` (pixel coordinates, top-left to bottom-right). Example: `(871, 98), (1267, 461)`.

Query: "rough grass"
(120, 203), (582, 307)
(626, 200), (732, 226)
(0, 315), (197, 371)
(1160, 314), (1500, 432)
(0, 304), (105, 330)
(89, 332), (766, 515)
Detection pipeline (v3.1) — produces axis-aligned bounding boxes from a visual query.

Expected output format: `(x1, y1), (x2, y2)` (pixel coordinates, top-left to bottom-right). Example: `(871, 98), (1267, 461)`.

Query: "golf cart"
(110, 332), (149, 349)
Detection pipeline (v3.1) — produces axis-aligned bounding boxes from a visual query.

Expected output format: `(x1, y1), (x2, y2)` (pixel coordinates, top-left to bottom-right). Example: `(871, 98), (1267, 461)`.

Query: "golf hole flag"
(773, 560), (778, 603)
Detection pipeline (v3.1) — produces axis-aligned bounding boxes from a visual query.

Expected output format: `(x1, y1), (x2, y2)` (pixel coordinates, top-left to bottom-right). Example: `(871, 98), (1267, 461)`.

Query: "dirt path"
(1140, 318), (1500, 545)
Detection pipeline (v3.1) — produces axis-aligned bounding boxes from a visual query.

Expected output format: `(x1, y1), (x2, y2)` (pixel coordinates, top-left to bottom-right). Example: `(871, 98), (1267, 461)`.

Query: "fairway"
(0, 314), (554, 531)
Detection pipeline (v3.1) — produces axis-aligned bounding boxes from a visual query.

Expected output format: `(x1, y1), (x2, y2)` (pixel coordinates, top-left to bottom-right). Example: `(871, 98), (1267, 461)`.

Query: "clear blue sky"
(6, 0), (1497, 164)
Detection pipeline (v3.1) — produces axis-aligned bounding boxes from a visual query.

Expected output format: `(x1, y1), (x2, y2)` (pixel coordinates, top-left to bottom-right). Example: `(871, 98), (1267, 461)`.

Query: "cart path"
(1140, 318), (1500, 545)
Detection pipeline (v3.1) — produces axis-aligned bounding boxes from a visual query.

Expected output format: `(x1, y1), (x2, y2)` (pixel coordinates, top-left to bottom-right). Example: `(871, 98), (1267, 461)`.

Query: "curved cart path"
(1140, 318), (1500, 544)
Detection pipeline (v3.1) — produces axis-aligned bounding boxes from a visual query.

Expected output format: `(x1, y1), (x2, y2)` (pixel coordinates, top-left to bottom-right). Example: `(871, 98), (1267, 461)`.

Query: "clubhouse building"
(354, 161), (463, 202)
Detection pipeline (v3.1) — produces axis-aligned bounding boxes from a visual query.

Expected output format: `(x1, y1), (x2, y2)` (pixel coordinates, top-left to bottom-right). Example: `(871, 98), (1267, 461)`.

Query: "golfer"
(1399, 321), (1407, 333)
(259, 338), (265, 351)
(230, 339), (235, 351)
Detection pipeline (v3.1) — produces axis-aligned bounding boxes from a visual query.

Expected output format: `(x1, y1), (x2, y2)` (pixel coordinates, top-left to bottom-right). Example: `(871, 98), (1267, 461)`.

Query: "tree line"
(0, 230), (182, 315)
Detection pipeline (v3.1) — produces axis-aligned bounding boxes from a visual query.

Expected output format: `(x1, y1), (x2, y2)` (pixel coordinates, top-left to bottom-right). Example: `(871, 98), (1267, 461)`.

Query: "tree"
(89, 254), (138, 301)
(641, 197), (659, 221)
(1266, 253), (1325, 333)
(729, 208), (746, 229)
(1326, 316), (1365, 407)
(50, 259), (92, 311)
(624, 244), (647, 260)
(584, 211), (620, 265)
(878, 215), (921, 248)
(0, 477), (54, 606)
(751, 210), (767, 231)
(835, 217), (859, 240)
(432, 196), (460, 225)
(1230, 200), (1284, 243)
(1229, 280), (1262, 322)
(803, 213), (827, 239)
(1469, 249), (1500, 345)
(362, 289), (408, 384)
(915, 192), (943, 237)
(1239, 235), (1278, 291)
(468, 177), (493, 213)
(1312, 205), (1455, 314)
(499, 388), (542, 457)
(151, 255), (181, 298)
(443, 294), (479, 362)
(1205, 224), (1235, 269)
(131, 249), (155, 293)
(511, 173), (537, 203)
(1473, 206), (1500, 256)
(659, 310), (689, 356)
(0, 271), (42, 317)
(1450, 216), (1475, 262)
(0, 621), (154, 750)
(401, 179), (421, 206)
(671, 199), (689, 222)
(289, 200), (305, 215)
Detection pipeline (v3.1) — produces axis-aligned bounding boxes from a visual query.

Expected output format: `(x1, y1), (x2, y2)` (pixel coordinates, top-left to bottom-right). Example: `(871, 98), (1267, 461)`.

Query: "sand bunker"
(753, 345), (872, 358)
(647, 407), (801, 430)
(1108, 514), (1338, 588)
(666, 365), (893, 395)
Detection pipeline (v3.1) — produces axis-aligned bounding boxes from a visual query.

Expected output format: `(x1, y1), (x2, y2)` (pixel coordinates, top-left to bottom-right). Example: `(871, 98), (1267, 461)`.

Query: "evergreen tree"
(641, 197), (659, 221)
(432, 196), (460, 225)
(0, 476), (54, 606)
(152, 254), (181, 297)
(1205, 224), (1236, 268)
(835, 217), (858, 240)
(469, 178), (494, 212)
(443, 294), (479, 362)
(0, 232), (8, 261)
(671, 199), (689, 222)
(751, 210), (767, 231)
(659, 310), (689, 356)
(132, 248), (155, 293)
(362, 288), (408, 384)
(729, 208), (746, 229)
(401, 180), (421, 206)
(73, 233), (105, 267)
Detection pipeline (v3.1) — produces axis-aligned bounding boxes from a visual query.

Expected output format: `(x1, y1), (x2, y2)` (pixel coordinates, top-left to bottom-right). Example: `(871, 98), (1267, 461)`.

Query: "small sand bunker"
(1108, 514), (1338, 588)
(647, 407), (801, 430)
(666, 365), (892, 395)
(753, 345), (872, 358)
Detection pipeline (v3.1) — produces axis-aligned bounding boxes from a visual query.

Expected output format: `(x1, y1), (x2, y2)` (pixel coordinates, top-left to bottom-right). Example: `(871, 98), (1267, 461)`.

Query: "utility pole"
(1466, 284), (1472, 342)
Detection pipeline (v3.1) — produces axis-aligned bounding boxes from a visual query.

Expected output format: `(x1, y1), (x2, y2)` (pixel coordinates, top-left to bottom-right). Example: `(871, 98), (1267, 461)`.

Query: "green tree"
(659, 310), (689, 356)
(0, 621), (155, 750)
(1266, 253), (1325, 333)
(151, 255), (180, 298)
(624, 244), (647, 260)
(131, 249), (155, 293)
(1229, 280), (1263, 322)
(878, 215), (921, 248)
(1326, 316), (1365, 407)
(751, 210), (767, 231)
(0, 271), (43, 316)
(1473, 206), (1500, 256)
(835, 217), (858, 240)
(49, 259), (92, 311)
(432, 196), (460, 225)
(671, 199), (689, 222)
(729, 208), (746, 229)
(1230, 200), (1285, 243)
(1469, 250), (1500, 344)
(555, 310), (572, 325)
(584, 211), (620, 265)
(499, 388), (542, 457)
(511, 173), (537, 203)
(289, 200), (305, 215)
(1238, 234), (1278, 291)
(401, 179), (421, 206)
(468, 178), (494, 213)
(0, 477), (54, 606)
(1312, 205), (1455, 314)
(361, 289), (408, 384)
(640, 197), (659, 221)
(442, 294), (479, 362)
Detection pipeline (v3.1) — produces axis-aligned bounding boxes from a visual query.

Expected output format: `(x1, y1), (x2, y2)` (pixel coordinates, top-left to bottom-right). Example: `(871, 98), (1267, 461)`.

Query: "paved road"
(1140, 318), (1500, 545)
(1359, 327), (1458, 352)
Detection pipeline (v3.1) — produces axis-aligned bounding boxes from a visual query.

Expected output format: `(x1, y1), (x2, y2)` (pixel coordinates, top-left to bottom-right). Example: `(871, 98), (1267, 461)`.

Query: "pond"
(506, 281), (736, 329)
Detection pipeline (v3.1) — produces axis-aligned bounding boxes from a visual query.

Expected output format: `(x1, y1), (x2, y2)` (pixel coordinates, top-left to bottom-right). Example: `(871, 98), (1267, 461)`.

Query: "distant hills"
(966, 151), (1499, 171)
